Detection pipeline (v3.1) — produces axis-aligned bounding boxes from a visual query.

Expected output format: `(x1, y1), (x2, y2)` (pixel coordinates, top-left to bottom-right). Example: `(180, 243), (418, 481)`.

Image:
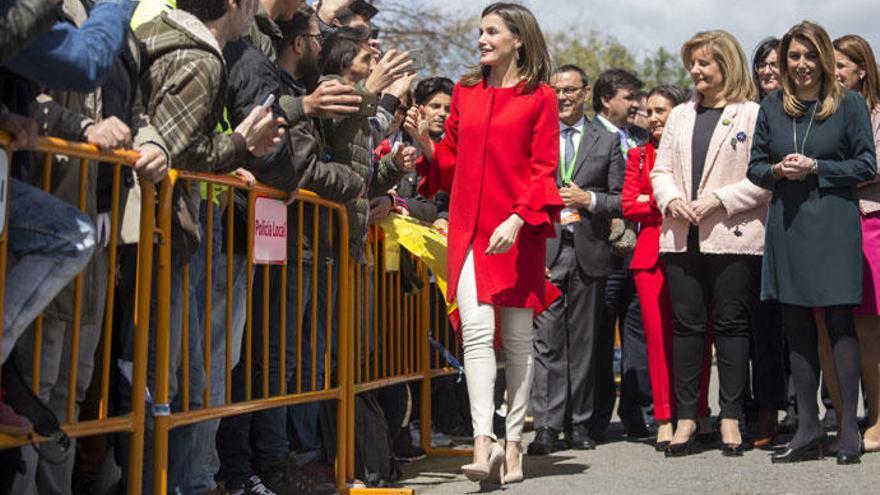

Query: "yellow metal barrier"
(0, 131), (469, 494)
(0, 132), (156, 494)
(149, 170), (351, 494)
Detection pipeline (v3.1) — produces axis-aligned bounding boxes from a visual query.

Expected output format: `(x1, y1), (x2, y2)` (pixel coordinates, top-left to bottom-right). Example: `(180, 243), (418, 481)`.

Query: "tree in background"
(372, 0), (692, 89)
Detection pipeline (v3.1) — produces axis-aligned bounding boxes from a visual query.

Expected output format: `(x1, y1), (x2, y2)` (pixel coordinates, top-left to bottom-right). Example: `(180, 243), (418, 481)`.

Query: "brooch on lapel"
(722, 118), (732, 126)
(730, 131), (747, 150)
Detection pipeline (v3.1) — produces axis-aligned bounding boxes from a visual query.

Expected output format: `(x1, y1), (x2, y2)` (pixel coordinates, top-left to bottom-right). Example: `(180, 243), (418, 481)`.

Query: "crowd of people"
(0, 0), (879, 493)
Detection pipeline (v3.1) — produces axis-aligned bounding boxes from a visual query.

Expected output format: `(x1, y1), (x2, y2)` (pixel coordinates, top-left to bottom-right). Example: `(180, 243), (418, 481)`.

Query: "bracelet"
(811, 158), (819, 175)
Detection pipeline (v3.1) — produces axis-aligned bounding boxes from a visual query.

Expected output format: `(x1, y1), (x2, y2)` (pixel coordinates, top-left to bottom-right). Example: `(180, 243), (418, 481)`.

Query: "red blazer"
(622, 143), (663, 271)
(420, 81), (563, 311)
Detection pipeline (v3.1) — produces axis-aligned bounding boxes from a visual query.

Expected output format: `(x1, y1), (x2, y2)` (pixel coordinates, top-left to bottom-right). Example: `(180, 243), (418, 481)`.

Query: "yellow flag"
(379, 214), (457, 315)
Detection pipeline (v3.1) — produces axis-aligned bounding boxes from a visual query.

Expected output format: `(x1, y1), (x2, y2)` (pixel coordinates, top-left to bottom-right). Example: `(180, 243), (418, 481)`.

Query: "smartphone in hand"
(259, 94), (276, 112)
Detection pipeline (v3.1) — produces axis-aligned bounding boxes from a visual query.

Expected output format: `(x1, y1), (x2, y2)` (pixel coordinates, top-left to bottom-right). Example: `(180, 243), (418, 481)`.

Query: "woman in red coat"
(623, 85), (714, 450)
(406, 2), (562, 485)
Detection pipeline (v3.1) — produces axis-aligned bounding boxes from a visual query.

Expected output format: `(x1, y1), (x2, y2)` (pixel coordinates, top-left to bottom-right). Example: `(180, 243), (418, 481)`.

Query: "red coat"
(622, 143), (663, 271)
(420, 81), (563, 311)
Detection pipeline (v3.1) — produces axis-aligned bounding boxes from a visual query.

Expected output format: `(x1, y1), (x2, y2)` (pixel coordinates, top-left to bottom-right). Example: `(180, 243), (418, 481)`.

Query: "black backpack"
(354, 392), (400, 486)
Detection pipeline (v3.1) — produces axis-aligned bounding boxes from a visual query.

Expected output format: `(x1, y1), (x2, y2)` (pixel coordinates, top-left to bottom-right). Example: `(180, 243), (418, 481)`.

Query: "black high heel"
(771, 435), (826, 464)
(836, 452), (861, 465)
(721, 443), (745, 457)
(664, 434), (697, 457)
(654, 441), (670, 452)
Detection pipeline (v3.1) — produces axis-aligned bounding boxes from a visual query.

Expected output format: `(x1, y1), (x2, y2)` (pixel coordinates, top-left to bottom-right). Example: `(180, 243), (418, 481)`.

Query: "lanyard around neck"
(560, 130), (579, 184)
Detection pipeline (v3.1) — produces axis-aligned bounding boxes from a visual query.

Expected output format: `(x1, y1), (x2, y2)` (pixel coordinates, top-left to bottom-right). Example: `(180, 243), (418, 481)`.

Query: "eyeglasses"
(757, 61), (779, 71)
(553, 85), (587, 97)
(300, 33), (323, 44)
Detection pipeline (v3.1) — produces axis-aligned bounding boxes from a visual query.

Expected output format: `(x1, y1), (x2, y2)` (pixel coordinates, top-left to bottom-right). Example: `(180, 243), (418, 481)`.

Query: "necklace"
(792, 102), (819, 154)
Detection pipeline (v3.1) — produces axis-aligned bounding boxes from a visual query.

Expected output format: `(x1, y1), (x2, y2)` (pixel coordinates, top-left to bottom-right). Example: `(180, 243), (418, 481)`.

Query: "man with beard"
(215, 4), (365, 494)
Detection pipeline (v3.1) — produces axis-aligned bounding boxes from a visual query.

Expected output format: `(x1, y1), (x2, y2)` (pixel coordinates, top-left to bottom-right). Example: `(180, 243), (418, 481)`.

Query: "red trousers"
(634, 261), (711, 422)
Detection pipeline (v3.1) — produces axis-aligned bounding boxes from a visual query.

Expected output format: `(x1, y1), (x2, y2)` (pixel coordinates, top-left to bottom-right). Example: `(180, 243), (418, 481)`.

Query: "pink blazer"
(650, 99), (770, 255)
(858, 109), (880, 215)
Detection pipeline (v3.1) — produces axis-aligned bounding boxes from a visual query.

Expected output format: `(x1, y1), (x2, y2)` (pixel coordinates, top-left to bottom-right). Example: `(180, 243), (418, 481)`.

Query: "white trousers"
(457, 248), (534, 442)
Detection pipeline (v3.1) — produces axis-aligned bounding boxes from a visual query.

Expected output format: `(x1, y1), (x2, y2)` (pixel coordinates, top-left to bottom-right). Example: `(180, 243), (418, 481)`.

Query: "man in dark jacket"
(113, 0), (284, 493)
(529, 65), (626, 455)
(214, 5), (364, 494)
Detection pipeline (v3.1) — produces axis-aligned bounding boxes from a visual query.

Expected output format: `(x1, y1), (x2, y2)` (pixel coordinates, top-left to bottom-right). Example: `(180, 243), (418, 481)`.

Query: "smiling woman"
(404, 1), (562, 486)
(650, 29), (768, 459)
(747, 20), (878, 466)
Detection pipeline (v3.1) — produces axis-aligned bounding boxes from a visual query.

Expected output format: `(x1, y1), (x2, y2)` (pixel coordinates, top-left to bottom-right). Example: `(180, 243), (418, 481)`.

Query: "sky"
(415, 0), (880, 63)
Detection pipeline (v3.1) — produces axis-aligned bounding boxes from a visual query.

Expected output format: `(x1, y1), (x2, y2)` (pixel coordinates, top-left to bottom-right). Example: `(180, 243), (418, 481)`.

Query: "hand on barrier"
(303, 79), (362, 119)
(0, 111), (38, 151)
(486, 213), (524, 255)
(83, 116), (132, 150)
(432, 218), (448, 233)
(234, 167), (256, 187)
(133, 142), (169, 183)
(236, 105), (285, 157)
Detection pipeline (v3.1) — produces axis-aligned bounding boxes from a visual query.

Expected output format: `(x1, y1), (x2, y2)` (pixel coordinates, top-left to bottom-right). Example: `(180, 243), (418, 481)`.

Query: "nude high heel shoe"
(502, 452), (524, 484)
(461, 442), (504, 482)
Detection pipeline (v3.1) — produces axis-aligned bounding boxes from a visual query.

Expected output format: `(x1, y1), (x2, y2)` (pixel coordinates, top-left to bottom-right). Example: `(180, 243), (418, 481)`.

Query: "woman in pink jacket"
(650, 30), (770, 457)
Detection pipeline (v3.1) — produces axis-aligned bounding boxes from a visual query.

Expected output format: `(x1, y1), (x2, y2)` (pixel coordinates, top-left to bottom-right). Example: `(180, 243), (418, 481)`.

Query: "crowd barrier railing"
(0, 131), (156, 494)
(0, 131), (468, 494)
(149, 170), (351, 494)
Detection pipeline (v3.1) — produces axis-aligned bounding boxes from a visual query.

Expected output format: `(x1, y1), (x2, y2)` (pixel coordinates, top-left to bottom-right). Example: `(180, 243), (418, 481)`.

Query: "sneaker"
(394, 442), (427, 463)
(228, 475), (277, 495)
(0, 386), (33, 436)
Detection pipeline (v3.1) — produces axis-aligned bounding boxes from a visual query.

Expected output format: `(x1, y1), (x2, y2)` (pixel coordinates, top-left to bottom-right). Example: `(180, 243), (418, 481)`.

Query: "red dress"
(420, 80), (563, 311)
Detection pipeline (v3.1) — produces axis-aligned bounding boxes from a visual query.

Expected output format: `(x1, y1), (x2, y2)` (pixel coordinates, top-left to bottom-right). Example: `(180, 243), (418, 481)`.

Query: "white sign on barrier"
(253, 196), (287, 265)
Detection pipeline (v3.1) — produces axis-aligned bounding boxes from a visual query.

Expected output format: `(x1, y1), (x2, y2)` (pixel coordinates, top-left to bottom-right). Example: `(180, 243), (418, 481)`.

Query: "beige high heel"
(461, 442), (504, 482)
(502, 452), (524, 484)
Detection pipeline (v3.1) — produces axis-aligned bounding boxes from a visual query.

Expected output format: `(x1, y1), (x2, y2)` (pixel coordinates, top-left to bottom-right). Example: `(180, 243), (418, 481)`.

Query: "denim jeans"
(115, 203), (201, 494)
(190, 203), (250, 492)
(217, 250), (338, 487)
(287, 254), (338, 465)
(2, 178), (96, 363)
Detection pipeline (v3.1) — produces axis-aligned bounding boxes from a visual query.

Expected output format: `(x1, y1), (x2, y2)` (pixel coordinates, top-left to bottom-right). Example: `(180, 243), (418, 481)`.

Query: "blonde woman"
(748, 22), (876, 464)
(651, 30), (769, 457)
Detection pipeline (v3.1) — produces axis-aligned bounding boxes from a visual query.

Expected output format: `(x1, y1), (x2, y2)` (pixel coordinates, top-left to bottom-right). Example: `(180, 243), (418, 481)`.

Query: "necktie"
(617, 128), (632, 154)
(562, 127), (576, 167)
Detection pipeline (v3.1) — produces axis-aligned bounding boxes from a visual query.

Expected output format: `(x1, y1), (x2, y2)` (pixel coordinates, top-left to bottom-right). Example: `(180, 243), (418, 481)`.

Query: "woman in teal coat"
(748, 22), (877, 464)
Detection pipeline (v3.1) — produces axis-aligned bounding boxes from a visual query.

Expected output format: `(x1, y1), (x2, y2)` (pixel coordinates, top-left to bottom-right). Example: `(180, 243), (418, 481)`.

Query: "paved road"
(399, 366), (875, 495)
(399, 426), (879, 495)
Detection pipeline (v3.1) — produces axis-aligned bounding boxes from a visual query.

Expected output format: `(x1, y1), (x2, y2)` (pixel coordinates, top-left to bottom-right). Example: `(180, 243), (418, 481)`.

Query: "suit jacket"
(622, 143), (663, 271)
(546, 119), (625, 278)
(651, 99), (770, 255)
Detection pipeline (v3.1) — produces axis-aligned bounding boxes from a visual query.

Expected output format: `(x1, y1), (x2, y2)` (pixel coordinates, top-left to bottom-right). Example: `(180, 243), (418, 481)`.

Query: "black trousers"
(664, 252), (759, 420)
(589, 260), (650, 435)
(531, 243), (605, 431)
(749, 300), (788, 411)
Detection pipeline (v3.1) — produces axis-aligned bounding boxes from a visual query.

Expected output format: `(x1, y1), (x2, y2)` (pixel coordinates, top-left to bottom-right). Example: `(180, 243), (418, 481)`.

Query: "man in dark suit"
(528, 65), (625, 455)
(588, 69), (653, 441)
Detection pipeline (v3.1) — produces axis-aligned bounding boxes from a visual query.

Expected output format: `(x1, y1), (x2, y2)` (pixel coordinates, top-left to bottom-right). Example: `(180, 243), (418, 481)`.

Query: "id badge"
(560, 207), (581, 225)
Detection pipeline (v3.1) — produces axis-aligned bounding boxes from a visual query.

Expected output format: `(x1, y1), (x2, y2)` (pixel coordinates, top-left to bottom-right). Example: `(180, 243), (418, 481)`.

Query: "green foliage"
(373, 1), (693, 91)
